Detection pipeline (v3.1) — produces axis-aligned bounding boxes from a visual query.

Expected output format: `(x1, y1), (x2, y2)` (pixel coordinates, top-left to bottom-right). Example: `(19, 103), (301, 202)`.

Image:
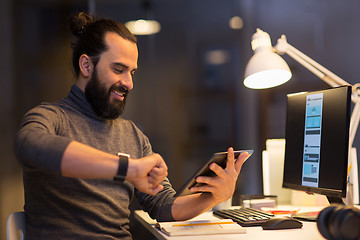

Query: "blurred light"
(205, 50), (230, 65)
(125, 19), (161, 35)
(229, 16), (243, 29)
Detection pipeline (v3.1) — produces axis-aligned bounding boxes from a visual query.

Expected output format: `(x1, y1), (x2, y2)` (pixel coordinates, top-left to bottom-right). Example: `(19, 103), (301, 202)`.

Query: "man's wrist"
(113, 153), (130, 182)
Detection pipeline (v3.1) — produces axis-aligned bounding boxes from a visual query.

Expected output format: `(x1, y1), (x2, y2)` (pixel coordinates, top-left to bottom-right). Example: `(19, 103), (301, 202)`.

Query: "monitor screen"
(283, 86), (351, 202)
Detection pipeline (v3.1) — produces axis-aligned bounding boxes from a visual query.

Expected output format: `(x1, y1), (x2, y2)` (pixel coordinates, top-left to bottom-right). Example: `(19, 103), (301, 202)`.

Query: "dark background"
(1, 0), (360, 239)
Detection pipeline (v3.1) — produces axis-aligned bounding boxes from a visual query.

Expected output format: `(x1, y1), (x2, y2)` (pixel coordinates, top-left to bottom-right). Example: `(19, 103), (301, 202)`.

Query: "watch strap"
(113, 153), (129, 182)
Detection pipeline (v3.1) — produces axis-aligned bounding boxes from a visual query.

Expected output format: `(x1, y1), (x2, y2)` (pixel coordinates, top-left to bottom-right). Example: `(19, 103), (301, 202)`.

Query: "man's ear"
(79, 54), (94, 78)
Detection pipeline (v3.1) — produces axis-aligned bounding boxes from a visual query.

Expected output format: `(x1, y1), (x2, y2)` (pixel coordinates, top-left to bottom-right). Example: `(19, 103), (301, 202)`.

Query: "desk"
(134, 207), (326, 240)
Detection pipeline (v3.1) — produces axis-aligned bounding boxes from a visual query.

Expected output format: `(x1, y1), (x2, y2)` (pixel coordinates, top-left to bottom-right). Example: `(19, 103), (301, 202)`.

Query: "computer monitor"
(283, 85), (351, 207)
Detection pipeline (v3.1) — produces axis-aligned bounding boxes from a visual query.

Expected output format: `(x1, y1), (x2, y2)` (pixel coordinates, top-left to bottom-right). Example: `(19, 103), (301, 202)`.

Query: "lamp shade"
(244, 51), (292, 89)
(244, 29), (292, 89)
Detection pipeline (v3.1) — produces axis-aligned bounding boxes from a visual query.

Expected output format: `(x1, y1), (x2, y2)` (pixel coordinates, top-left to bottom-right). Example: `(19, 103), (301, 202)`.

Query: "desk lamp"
(244, 28), (360, 205)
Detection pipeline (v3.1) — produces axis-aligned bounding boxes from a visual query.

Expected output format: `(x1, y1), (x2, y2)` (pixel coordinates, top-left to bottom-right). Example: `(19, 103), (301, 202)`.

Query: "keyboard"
(213, 207), (274, 227)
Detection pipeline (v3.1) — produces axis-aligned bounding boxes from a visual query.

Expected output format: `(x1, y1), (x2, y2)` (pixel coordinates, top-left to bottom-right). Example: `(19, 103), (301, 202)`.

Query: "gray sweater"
(15, 85), (176, 240)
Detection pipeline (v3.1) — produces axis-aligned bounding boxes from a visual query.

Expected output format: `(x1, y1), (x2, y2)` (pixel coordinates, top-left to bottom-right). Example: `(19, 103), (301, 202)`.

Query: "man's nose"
(121, 73), (133, 90)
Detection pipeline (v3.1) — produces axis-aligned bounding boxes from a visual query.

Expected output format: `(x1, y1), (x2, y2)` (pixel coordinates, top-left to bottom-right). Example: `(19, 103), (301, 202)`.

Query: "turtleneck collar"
(65, 84), (103, 120)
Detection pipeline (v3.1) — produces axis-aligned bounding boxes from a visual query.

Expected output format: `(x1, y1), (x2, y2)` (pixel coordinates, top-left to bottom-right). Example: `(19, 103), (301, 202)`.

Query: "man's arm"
(15, 105), (167, 196)
(171, 147), (250, 220)
(61, 141), (168, 195)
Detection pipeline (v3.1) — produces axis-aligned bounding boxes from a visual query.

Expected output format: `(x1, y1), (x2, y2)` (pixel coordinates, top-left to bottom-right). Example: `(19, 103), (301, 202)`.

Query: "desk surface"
(134, 207), (326, 240)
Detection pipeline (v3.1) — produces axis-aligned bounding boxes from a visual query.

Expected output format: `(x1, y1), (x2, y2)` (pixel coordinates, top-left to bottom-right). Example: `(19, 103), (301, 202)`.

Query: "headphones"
(317, 204), (360, 240)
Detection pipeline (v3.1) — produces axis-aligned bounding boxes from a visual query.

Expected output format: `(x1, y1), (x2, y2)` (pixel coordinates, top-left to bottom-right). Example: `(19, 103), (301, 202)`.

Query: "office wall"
(0, 0), (24, 238)
(1, 0), (360, 239)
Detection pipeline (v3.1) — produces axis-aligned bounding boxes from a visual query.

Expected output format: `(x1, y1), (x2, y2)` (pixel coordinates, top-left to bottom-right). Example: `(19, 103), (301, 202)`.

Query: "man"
(15, 12), (249, 240)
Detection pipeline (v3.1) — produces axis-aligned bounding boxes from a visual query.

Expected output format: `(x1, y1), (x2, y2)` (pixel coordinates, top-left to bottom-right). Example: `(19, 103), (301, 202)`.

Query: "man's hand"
(126, 153), (168, 196)
(189, 147), (250, 205)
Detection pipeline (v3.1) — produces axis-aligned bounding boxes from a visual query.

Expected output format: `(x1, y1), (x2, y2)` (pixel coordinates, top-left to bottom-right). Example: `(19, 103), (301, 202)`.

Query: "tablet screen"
(174, 150), (253, 197)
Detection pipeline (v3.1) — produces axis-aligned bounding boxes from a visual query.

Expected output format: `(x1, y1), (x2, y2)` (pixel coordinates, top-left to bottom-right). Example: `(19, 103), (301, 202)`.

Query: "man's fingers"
(148, 169), (167, 187)
(149, 166), (168, 177)
(148, 168), (168, 186)
(190, 184), (214, 193)
(128, 153), (170, 195)
(234, 151), (250, 173)
(147, 184), (164, 196)
(208, 162), (223, 176)
(152, 153), (168, 170)
(226, 147), (235, 169)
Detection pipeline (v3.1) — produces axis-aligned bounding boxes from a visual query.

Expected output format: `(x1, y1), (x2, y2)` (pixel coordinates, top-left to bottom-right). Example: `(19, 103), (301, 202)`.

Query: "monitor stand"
(291, 196), (345, 221)
(326, 196), (345, 205)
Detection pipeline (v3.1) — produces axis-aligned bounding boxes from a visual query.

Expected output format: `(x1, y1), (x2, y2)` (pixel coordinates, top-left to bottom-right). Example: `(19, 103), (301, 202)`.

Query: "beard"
(85, 68), (129, 120)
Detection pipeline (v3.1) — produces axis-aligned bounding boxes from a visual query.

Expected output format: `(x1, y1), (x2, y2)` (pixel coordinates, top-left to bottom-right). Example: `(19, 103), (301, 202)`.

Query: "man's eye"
(114, 68), (123, 74)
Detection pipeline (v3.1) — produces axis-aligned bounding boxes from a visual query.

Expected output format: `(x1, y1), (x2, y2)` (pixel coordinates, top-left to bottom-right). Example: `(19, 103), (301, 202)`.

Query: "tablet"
(174, 150), (254, 197)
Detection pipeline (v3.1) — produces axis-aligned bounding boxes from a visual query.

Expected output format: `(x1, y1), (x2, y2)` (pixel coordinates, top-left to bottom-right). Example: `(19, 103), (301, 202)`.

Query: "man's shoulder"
(22, 99), (72, 123)
(29, 100), (67, 114)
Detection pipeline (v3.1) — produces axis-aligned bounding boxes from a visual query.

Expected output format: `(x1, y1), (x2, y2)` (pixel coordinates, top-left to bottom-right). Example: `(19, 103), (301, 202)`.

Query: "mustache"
(109, 85), (129, 97)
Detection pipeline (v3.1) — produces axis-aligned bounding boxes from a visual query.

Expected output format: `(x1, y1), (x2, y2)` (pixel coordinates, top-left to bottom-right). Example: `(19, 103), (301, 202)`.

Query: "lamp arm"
(284, 45), (337, 87)
(350, 89), (360, 148)
(275, 35), (360, 150)
(275, 35), (350, 87)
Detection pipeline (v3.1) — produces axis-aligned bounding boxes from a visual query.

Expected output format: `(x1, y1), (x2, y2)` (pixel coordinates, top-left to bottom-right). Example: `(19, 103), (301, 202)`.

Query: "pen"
(347, 164), (352, 177)
(266, 210), (299, 215)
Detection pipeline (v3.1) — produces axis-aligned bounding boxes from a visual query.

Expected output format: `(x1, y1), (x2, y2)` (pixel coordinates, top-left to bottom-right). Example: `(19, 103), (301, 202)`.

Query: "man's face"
(85, 32), (138, 119)
(85, 67), (129, 119)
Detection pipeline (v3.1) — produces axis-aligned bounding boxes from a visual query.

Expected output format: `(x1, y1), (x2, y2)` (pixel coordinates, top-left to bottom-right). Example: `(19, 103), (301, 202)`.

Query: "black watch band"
(113, 153), (130, 182)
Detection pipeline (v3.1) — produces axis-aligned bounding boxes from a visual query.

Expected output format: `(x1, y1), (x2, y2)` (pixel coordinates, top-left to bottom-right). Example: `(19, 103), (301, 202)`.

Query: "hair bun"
(68, 12), (95, 38)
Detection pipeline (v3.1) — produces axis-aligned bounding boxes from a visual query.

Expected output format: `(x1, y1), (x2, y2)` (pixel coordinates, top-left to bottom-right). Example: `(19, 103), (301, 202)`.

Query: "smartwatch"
(113, 153), (130, 182)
